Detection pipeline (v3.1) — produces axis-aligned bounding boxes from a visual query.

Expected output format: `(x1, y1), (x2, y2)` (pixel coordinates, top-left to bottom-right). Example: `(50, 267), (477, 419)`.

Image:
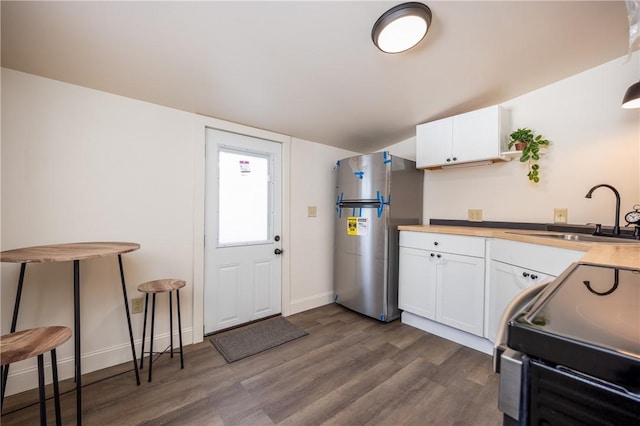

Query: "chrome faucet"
(585, 184), (621, 235)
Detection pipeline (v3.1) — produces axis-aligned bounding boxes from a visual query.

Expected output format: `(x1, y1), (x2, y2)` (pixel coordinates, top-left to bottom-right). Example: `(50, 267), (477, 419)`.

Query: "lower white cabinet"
(399, 232), (485, 337)
(486, 239), (585, 343)
(398, 247), (436, 319)
(486, 260), (553, 342)
(437, 253), (485, 335)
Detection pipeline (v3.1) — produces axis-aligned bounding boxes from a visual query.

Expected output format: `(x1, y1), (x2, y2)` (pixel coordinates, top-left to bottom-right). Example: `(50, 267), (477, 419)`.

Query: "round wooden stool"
(137, 279), (185, 383)
(1, 326), (71, 426)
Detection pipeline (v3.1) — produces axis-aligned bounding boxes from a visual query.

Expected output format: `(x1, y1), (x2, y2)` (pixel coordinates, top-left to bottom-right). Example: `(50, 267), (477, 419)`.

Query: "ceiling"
(1, 1), (632, 153)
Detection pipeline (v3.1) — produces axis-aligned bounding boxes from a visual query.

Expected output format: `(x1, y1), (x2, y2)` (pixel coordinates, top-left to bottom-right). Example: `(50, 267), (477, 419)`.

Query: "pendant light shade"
(372, 2), (432, 54)
(622, 81), (640, 108)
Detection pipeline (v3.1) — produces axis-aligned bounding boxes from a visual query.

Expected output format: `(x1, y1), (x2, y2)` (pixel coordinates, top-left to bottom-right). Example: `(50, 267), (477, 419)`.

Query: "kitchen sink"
(508, 232), (640, 244)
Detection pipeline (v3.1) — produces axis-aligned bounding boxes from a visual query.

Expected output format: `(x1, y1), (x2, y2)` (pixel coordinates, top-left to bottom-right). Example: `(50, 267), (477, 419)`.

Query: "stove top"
(507, 262), (640, 393)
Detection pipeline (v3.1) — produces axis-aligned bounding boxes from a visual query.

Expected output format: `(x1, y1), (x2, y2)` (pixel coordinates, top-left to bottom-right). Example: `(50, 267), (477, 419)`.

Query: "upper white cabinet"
(416, 104), (509, 169)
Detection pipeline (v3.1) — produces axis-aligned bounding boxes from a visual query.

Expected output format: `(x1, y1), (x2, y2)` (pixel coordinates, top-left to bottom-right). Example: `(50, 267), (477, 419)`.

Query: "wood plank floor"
(1, 304), (502, 425)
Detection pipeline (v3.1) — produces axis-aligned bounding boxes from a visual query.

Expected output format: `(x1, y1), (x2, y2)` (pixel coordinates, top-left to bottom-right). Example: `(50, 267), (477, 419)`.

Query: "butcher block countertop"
(398, 225), (640, 269)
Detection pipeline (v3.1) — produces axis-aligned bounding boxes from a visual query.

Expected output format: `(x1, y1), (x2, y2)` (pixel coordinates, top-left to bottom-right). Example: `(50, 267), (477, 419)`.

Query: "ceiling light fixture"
(622, 80), (640, 108)
(372, 2), (432, 54)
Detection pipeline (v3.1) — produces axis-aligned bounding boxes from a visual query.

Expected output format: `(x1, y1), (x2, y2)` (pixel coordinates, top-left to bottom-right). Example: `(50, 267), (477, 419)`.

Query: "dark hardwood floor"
(1, 304), (502, 425)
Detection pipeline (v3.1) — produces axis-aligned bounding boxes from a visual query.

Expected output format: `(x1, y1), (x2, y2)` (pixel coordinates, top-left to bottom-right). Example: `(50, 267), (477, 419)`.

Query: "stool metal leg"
(37, 354), (46, 426)
(51, 349), (62, 426)
(148, 293), (156, 383)
(140, 293), (149, 370)
(2, 263), (27, 408)
(0, 365), (4, 413)
(177, 289), (184, 369)
(118, 255), (140, 386)
(169, 291), (174, 358)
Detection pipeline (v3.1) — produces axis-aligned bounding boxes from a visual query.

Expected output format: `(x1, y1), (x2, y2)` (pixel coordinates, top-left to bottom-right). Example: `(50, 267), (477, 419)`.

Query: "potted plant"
(508, 128), (550, 183)
(508, 128), (534, 151)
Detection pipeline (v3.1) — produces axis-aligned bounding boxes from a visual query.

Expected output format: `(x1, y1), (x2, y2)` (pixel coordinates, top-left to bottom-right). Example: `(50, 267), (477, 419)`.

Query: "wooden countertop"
(0, 242), (140, 263)
(398, 225), (640, 269)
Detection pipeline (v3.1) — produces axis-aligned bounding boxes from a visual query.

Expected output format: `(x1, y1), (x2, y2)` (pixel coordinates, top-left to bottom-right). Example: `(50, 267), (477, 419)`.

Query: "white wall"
(289, 139), (356, 314)
(389, 53), (640, 227)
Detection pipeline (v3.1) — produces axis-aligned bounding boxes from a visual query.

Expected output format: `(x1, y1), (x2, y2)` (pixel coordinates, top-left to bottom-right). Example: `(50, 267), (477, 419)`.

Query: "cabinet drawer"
(400, 231), (485, 257)
(490, 239), (584, 276)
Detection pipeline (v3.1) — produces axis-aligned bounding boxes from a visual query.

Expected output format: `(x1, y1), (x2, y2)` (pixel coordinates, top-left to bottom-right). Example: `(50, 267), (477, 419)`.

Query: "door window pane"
(218, 149), (271, 245)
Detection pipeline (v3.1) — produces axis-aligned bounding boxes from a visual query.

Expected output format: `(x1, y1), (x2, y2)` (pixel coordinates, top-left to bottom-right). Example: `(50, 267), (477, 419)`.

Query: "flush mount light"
(622, 80), (640, 108)
(372, 2), (432, 54)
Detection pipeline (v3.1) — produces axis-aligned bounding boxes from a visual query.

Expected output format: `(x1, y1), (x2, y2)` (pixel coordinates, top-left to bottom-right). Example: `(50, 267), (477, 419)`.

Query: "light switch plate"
(307, 206), (317, 217)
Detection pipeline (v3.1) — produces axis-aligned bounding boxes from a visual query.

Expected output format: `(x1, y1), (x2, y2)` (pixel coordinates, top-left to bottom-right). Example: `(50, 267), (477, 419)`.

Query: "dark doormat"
(210, 316), (308, 363)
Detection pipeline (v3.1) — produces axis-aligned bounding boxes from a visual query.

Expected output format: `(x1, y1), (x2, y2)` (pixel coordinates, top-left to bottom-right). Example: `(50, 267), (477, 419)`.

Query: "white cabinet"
(486, 260), (553, 343)
(398, 247), (436, 319)
(416, 104), (508, 169)
(399, 232), (485, 336)
(486, 239), (585, 342)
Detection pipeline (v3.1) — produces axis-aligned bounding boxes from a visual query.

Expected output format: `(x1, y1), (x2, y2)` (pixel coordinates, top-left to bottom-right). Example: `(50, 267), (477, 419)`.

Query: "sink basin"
(508, 232), (640, 244)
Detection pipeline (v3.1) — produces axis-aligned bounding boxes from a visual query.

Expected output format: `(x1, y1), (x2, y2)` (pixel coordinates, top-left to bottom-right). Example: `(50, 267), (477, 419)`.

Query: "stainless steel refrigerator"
(334, 152), (423, 322)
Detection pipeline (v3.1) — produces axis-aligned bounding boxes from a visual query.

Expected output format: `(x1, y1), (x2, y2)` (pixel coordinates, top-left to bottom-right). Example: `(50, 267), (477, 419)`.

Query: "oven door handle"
(493, 279), (553, 373)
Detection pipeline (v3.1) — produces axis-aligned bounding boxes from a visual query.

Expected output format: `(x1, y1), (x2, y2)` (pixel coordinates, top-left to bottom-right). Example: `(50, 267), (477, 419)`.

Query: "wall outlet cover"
(554, 208), (568, 224)
(131, 297), (144, 314)
(468, 209), (483, 222)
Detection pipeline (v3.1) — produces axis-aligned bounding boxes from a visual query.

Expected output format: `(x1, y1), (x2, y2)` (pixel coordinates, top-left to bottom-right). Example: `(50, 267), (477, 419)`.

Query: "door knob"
(274, 248), (284, 255)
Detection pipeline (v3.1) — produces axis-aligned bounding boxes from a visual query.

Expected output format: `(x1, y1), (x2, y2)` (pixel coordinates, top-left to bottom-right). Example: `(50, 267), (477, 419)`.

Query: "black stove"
(508, 262), (640, 392)
(502, 262), (640, 425)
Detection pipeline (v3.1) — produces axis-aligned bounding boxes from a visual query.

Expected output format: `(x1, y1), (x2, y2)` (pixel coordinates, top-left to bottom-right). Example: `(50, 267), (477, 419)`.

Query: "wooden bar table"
(1, 242), (141, 425)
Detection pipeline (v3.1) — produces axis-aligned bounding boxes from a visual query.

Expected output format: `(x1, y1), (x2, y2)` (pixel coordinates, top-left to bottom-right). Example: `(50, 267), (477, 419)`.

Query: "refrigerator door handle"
(339, 201), (381, 208)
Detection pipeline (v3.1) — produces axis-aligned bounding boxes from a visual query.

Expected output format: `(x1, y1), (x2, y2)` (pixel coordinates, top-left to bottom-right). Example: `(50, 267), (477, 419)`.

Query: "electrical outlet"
(468, 209), (483, 222)
(131, 297), (144, 314)
(554, 208), (568, 224)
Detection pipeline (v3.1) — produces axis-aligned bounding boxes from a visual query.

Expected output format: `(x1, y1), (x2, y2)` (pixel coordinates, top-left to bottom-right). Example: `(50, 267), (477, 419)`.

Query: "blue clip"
(376, 191), (391, 217)
(383, 151), (391, 165)
(353, 171), (364, 180)
(334, 294), (339, 302)
(336, 160), (340, 167)
(336, 192), (344, 218)
(379, 313), (385, 321)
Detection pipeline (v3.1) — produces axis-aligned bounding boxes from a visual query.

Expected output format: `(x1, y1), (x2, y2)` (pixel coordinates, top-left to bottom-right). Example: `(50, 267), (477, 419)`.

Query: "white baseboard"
(288, 291), (334, 316)
(4, 328), (193, 396)
(401, 312), (493, 355)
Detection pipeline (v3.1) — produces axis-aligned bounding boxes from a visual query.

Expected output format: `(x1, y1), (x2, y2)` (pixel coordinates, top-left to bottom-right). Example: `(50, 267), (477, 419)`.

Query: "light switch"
(307, 206), (317, 217)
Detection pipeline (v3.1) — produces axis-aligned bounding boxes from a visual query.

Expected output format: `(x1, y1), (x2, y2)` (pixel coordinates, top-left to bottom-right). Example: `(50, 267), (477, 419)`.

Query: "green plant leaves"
(510, 128), (549, 183)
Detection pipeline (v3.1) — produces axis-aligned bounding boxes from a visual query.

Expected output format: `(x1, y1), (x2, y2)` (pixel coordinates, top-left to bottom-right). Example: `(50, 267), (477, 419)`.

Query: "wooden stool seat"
(1, 326), (71, 426)
(137, 279), (185, 382)
(1, 327), (71, 366)
(137, 279), (185, 294)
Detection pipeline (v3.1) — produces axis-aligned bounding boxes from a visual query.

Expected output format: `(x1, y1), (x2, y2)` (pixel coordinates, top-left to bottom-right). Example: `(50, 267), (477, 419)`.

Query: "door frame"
(191, 119), (291, 344)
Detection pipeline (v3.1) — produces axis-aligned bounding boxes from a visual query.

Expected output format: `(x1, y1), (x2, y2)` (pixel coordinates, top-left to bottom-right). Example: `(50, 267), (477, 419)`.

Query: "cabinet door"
(436, 253), (485, 336)
(416, 118), (453, 168)
(486, 260), (553, 342)
(452, 105), (500, 163)
(398, 247), (437, 319)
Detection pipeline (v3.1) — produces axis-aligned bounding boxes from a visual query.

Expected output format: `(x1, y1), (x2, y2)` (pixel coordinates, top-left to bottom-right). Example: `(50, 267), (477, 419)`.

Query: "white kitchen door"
(204, 128), (282, 334)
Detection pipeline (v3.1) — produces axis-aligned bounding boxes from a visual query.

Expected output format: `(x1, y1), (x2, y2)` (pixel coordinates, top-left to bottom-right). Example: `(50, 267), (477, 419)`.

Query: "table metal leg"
(73, 260), (81, 426)
(1, 262), (26, 408)
(118, 254), (141, 386)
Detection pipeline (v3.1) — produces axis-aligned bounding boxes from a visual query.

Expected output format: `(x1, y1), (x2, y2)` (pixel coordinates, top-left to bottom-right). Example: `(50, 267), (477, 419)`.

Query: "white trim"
(4, 329), (193, 396)
(401, 311), (493, 355)
(288, 292), (334, 316)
